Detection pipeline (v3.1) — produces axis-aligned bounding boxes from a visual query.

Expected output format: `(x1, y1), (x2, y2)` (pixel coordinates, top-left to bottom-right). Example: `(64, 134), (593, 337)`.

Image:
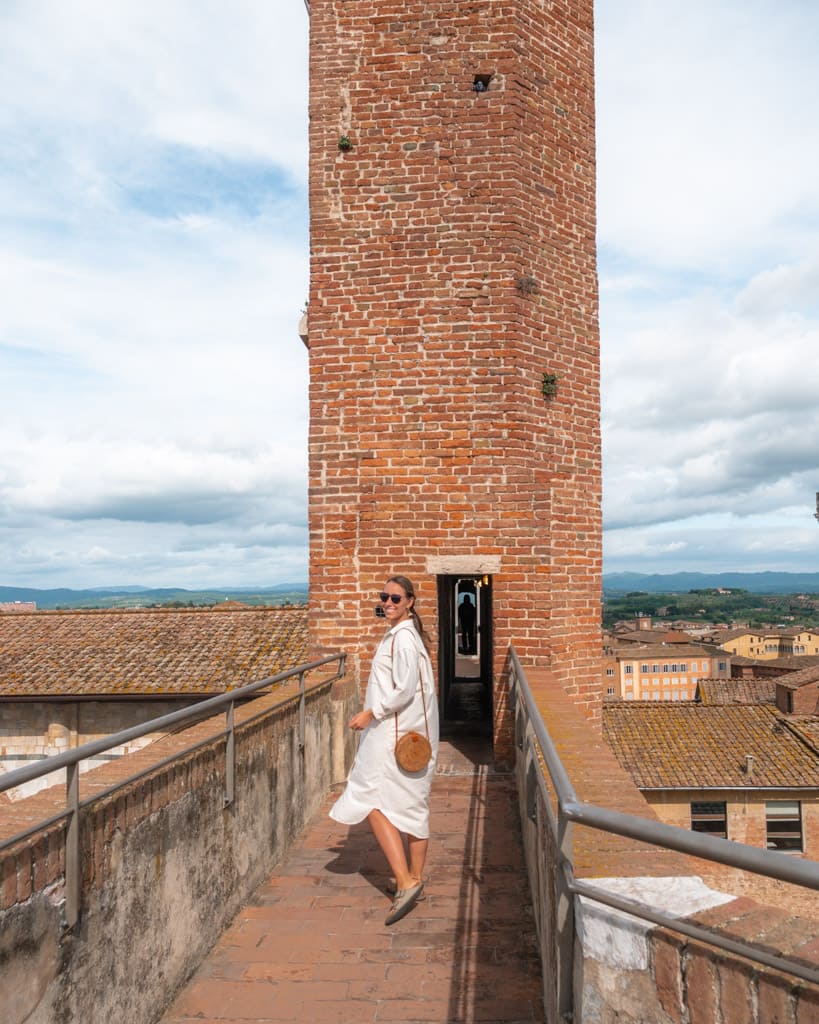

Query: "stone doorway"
(436, 574), (493, 737)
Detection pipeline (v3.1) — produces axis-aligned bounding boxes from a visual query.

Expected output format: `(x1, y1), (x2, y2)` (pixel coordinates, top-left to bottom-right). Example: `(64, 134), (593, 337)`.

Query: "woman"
(330, 574), (439, 925)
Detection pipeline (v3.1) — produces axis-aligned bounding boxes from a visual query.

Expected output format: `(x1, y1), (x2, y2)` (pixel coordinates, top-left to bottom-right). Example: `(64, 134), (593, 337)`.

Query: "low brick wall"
(516, 668), (819, 1024)
(0, 671), (358, 1024)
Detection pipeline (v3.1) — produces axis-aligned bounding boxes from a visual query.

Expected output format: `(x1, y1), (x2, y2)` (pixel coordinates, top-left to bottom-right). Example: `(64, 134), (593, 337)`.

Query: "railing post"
(555, 802), (575, 1021)
(65, 761), (80, 928)
(298, 672), (306, 751)
(526, 756), (538, 823)
(224, 701), (235, 807)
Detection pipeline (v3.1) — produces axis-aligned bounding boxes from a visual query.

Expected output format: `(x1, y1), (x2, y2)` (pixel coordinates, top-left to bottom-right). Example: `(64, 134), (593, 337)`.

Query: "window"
(766, 801), (803, 852)
(679, 663), (687, 672)
(718, 661), (727, 672)
(662, 664), (669, 672)
(624, 665), (633, 674)
(640, 664), (649, 673)
(606, 686), (615, 696)
(606, 667), (614, 676)
(652, 664), (659, 673)
(691, 801), (727, 838)
(671, 663), (678, 672)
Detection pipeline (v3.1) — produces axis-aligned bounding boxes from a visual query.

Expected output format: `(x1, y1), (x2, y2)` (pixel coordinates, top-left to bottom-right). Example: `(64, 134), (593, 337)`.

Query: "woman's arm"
(368, 633), (420, 721)
(349, 708), (375, 731)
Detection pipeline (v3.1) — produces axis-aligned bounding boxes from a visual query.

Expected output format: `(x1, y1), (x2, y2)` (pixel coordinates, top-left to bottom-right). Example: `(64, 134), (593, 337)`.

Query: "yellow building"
(718, 628), (819, 660)
(609, 644), (730, 701)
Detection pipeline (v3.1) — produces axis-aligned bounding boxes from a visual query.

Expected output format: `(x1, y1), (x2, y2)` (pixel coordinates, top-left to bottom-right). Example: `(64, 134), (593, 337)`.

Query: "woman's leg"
(368, 810), (414, 891)
(407, 834), (428, 883)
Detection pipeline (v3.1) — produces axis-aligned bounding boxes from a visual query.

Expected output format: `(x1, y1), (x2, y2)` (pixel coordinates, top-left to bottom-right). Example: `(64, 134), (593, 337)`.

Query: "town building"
(718, 627), (819, 660)
(603, 668), (819, 860)
(0, 606), (308, 799)
(605, 642), (730, 701)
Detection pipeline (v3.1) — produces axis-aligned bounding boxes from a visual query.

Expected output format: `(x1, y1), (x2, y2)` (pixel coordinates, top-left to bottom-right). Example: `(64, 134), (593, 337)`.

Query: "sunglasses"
(379, 592), (403, 604)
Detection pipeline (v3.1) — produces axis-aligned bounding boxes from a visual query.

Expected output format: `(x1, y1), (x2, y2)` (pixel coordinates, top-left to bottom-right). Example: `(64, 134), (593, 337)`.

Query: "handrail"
(0, 651), (346, 927)
(507, 646), (819, 1013)
(0, 652), (344, 794)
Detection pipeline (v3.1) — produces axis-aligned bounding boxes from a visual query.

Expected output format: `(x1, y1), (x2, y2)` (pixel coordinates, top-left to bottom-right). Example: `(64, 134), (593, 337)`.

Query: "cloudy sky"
(1, 2), (818, 590)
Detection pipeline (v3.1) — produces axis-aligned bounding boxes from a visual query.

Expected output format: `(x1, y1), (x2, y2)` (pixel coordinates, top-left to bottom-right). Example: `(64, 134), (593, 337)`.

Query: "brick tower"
(306, 0), (601, 758)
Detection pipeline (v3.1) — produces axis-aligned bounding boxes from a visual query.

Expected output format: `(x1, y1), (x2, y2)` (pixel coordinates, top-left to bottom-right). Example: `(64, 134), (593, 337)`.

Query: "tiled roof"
(603, 703), (819, 790)
(790, 718), (819, 752)
(761, 655), (819, 671)
(0, 607), (310, 697)
(697, 678), (777, 705)
(615, 643), (719, 658)
(775, 662), (819, 690)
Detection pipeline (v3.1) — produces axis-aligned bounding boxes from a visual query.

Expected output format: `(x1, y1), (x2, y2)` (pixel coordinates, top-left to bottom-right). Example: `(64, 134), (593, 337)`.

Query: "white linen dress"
(330, 618), (439, 837)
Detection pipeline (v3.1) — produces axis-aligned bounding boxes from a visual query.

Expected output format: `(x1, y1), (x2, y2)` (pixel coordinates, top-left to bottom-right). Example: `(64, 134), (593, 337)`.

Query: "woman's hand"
(349, 708), (375, 731)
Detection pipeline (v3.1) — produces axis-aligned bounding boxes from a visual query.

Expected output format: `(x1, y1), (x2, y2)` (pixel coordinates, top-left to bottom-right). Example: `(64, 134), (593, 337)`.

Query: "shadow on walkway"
(161, 739), (544, 1023)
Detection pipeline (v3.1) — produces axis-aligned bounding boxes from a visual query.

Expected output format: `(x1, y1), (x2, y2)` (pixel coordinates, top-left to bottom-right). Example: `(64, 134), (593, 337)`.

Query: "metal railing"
(0, 652), (346, 928)
(507, 647), (819, 1020)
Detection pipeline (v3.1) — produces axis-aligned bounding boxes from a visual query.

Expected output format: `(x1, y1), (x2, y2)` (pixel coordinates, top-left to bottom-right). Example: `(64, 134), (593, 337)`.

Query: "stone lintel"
(425, 555), (502, 576)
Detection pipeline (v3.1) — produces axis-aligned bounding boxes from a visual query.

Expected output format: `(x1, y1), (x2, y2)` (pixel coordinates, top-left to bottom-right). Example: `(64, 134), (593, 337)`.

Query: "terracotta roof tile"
(0, 607), (310, 697)
(603, 703), (819, 790)
(697, 678), (777, 705)
(775, 662), (819, 690)
(615, 643), (722, 658)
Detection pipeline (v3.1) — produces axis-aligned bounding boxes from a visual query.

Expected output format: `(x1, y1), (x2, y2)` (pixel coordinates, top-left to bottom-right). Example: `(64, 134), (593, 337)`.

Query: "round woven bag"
(395, 731), (432, 773)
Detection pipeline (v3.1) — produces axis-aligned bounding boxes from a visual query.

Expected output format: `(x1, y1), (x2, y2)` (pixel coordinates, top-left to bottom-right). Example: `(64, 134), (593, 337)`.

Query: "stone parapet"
(0, 669), (357, 1024)
(517, 667), (819, 1023)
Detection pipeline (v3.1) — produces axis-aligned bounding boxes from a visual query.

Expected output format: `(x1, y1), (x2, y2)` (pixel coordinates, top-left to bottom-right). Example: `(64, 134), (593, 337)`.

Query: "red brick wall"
(776, 681), (819, 715)
(307, 0), (602, 750)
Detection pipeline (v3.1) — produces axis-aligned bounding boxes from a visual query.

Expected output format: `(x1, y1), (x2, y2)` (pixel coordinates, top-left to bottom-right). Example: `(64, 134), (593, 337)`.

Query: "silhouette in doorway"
(458, 593), (476, 655)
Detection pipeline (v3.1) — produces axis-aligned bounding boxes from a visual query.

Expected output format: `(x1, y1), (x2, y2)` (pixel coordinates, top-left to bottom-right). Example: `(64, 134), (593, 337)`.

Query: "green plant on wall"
(541, 373), (558, 399)
(338, 134), (353, 151)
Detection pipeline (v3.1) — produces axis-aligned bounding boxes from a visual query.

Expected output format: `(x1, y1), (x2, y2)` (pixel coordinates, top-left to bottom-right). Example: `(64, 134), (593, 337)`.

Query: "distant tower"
(307, 1), (601, 759)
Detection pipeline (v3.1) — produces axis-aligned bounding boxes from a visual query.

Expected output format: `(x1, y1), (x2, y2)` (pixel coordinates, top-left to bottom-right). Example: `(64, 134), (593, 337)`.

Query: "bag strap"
(390, 634), (430, 745)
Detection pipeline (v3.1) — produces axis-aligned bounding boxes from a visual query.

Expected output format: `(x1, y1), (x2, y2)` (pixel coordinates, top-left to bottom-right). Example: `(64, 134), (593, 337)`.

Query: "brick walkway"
(160, 739), (544, 1023)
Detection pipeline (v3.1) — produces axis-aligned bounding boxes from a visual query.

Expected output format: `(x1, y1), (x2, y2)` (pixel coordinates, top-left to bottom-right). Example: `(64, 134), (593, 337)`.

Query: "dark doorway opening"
(436, 574), (493, 737)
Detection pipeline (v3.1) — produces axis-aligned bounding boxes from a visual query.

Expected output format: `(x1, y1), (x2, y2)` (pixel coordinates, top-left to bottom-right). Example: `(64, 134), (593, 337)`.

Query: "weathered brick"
(795, 983), (819, 1024)
(757, 972), (797, 1024)
(652, 930), (684, 1023)
(717, 959), (755, 1024)
(685, 945), (719, 1024)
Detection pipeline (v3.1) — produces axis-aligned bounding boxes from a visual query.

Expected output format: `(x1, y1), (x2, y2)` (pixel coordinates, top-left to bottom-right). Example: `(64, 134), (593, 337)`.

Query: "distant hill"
(0, 584), (308, 611)
(603, 571), (819, 595)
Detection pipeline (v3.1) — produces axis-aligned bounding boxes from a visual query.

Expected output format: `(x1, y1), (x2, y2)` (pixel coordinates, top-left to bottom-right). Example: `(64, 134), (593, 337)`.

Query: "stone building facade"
(306, 0), (601, 758)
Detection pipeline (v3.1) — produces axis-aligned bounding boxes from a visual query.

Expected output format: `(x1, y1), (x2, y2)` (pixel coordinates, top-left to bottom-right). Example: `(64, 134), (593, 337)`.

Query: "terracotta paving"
(160, 738), (544, 1023)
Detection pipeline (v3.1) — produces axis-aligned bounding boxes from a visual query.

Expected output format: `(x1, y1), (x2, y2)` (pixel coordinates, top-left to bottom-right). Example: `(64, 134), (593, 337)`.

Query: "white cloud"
(2, 1), (819, 588)
(0, 1), (310, 587)
(598, 1), (819, 575)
